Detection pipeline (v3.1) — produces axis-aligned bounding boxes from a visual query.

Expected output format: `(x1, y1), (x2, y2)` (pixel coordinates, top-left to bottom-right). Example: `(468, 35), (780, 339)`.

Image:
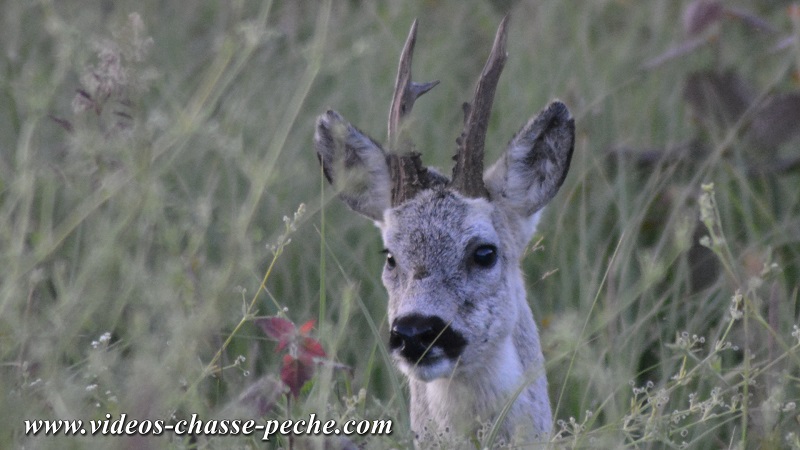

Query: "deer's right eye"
(384, 251), (397, 270)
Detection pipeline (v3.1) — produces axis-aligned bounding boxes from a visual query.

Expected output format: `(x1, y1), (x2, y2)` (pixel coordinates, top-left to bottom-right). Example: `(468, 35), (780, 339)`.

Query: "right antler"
(386, 19), (442, 206)
(451, 15), (510, 199)
(388, 19), (440, 148)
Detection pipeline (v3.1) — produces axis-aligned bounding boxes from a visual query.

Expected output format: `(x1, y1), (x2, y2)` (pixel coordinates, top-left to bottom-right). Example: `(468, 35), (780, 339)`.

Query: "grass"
(1, 0), (799, 448)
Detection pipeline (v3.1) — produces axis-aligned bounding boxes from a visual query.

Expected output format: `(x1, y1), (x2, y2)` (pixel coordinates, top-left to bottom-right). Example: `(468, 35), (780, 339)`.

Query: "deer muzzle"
(389, 314), (467, 365)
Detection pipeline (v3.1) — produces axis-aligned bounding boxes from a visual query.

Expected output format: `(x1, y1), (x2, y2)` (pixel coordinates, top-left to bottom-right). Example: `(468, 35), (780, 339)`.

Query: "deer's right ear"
(315, 110), (392, 222)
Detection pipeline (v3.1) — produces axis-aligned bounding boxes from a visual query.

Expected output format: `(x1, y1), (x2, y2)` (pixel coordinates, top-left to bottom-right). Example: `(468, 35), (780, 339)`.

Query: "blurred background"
(1, 1), (799, 448)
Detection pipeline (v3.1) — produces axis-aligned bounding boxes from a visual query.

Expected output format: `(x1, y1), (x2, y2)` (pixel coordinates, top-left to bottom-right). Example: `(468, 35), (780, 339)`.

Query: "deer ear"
(484, 101), (574, 234)
(315, 110), (392, 222)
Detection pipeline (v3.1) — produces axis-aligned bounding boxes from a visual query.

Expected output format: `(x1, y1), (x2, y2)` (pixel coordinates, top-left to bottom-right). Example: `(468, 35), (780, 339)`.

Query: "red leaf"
(300, 337), (326, 359)
(275, 339), (289, 353)
(256, 317), (295, 341)
(298, 319), (316, 335)
(281, 354), (314, 398)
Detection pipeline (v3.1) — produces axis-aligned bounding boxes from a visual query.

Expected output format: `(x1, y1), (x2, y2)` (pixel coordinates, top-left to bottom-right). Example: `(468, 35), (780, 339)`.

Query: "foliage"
(256, 316), (327, 398)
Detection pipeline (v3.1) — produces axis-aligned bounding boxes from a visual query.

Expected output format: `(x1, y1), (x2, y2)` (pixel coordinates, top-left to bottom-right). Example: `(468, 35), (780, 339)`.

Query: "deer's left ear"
(483, 101), (574, 234)
(315, 110), (392, 222)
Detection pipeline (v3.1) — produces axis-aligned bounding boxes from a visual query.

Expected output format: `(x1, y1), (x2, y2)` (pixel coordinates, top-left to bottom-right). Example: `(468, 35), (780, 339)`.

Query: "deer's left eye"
(472, 245), (498, 268)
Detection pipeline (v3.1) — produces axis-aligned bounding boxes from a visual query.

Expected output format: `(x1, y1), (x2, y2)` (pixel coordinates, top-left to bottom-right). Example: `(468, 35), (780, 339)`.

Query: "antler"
(386, 19), (441, 206)
(451, 15), (510, 199)
(388, 19), (440, 148)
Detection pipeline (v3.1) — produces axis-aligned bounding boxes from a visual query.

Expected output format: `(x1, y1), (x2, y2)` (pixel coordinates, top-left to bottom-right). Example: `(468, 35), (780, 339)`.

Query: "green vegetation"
(1, 1), (799, 448)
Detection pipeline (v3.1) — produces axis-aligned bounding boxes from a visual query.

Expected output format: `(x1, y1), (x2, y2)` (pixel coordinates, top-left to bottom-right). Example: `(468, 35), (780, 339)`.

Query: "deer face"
(380, 189), (520, 381)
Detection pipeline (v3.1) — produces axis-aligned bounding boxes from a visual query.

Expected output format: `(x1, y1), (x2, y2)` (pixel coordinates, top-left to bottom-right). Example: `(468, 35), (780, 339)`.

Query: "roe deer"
(314, 16), (574, 447)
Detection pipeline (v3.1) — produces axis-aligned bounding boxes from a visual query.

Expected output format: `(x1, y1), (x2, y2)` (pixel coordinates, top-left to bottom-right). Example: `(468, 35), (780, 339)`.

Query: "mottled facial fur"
(380, 189), (522, 381)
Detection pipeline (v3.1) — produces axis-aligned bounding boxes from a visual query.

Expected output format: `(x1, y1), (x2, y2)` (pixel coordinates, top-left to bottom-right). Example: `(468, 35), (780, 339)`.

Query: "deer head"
(315, 16), (574, 443)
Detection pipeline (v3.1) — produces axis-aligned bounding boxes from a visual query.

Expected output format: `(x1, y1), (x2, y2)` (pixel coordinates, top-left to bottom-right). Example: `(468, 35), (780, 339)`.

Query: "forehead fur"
(381, 189), (499, 254)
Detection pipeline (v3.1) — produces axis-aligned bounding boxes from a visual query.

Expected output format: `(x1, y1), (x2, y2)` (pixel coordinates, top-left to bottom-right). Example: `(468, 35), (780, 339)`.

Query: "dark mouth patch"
(389, 314), (467, 365)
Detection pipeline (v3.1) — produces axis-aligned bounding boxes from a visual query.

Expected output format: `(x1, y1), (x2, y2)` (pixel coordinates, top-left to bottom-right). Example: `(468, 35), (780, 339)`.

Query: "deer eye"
(383, 250), (397, 270)
(472, 245), (498, 268)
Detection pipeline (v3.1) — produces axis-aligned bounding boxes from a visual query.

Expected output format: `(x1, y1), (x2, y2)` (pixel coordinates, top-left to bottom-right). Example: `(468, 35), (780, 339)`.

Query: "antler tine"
(451, 15), (510, 199)
(388, 19), (440, 149)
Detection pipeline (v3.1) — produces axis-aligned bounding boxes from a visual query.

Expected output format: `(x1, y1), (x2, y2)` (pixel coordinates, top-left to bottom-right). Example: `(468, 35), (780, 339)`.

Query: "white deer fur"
(314, 24), (574, 448)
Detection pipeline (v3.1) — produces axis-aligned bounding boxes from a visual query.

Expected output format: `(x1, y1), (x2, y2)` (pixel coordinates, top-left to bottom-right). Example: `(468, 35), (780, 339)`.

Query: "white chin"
(396, 357), (455, 382)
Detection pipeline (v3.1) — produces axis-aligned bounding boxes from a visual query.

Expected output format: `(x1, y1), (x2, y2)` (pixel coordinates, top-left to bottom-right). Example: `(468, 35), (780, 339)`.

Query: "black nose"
(389, 314), (467, 364)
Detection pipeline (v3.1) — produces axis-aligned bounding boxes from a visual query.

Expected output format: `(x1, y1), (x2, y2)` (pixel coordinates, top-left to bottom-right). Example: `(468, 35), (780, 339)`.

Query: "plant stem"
(203, 245), (284, 378)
